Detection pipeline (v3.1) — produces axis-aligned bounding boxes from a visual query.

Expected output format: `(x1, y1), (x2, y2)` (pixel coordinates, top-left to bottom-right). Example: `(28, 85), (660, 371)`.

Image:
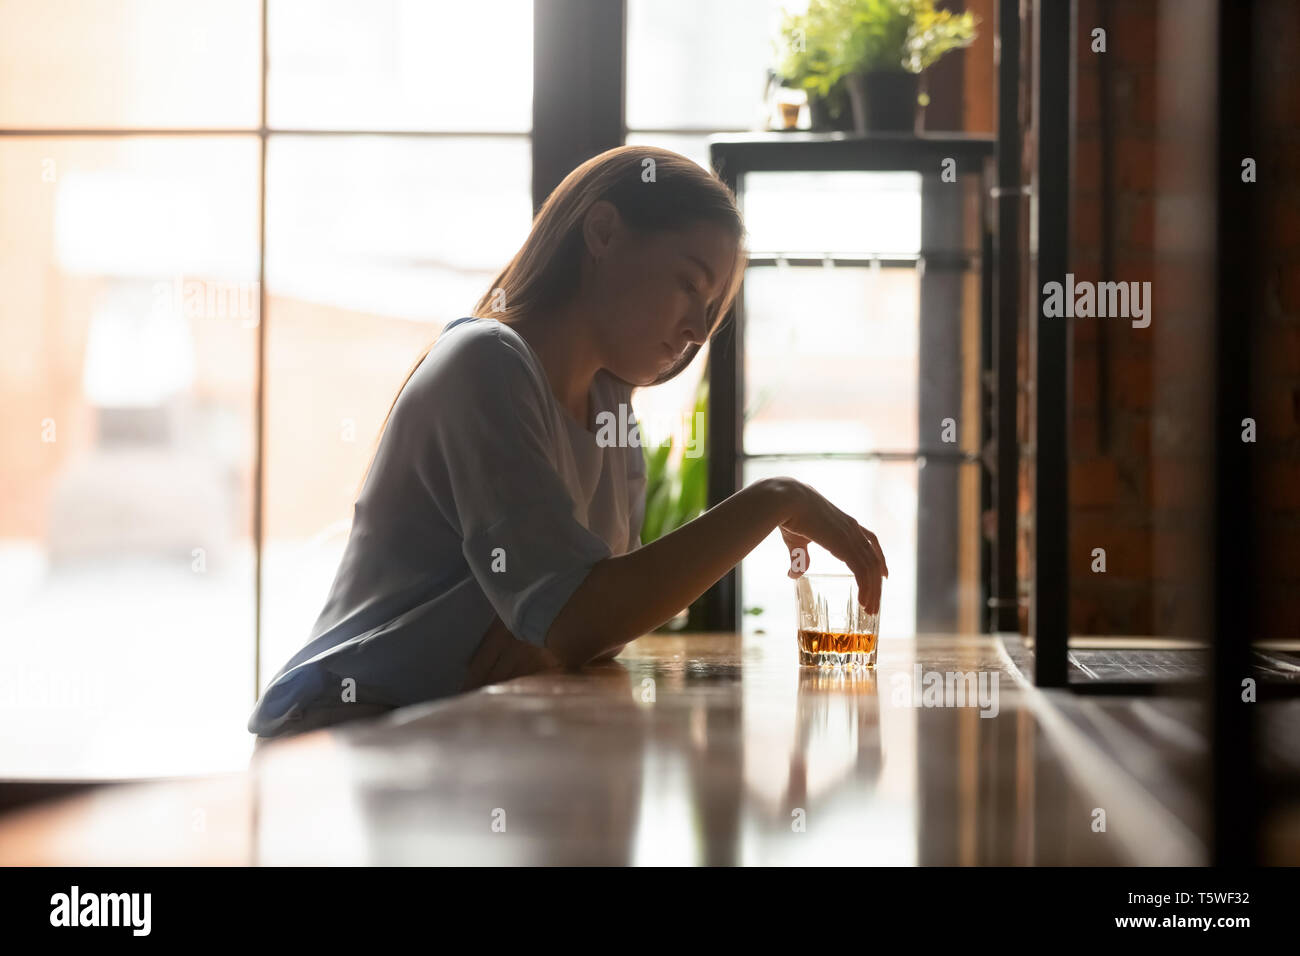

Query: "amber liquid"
(797, 628), (878, 666)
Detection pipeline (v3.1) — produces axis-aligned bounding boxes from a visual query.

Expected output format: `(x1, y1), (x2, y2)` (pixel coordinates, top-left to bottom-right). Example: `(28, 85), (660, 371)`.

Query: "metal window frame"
(703, 132), (996, 633)
(1026, 0), (1265, 861)
(532, 0), (625, 212)
(1210, 0), (1260, 869)
(991, 0), (1022, 635)
(1029, 0), (1283, 712)
(0, 1), (629, 700)
(1031, 0), (1072, 688)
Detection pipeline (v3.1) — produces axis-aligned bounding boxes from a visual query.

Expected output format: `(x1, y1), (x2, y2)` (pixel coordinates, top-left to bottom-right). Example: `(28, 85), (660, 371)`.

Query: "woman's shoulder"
(428, 315), (529, 367)
(407, 316), (540, 401)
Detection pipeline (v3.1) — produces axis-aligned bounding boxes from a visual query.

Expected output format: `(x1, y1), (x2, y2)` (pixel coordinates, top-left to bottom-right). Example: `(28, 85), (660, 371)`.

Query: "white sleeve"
(407, 325), (613, 648)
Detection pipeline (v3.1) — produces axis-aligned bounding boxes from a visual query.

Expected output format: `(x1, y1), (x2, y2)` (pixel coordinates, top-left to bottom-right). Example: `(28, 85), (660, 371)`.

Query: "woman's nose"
(681, 309), (709, 347)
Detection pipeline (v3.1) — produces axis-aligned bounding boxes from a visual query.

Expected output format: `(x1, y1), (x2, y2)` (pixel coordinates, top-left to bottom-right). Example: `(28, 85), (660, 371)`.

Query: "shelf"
(741, 450), (980, 464)
(745, 252), (979, 270)
(708, 131), (995, 174)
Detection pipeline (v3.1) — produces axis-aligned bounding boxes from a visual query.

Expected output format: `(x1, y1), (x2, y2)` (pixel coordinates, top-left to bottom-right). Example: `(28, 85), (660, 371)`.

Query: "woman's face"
(582, 202), (739, 386)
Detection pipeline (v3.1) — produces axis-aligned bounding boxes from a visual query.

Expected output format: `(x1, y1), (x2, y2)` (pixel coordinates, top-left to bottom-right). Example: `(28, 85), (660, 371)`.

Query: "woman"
(248, 145), (888, 741)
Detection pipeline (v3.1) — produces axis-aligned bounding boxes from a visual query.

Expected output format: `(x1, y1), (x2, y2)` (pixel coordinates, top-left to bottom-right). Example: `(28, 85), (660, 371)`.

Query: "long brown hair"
(355, 145), (748, 498)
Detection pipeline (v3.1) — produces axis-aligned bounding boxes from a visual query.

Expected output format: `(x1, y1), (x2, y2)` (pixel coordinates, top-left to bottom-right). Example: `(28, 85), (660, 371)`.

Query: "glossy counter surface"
(0, 632), (1205, 865)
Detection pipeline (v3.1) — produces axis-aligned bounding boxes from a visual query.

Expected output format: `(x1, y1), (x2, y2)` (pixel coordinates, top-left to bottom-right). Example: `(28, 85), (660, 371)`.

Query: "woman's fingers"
(848, 522), (884, 614)
(841, 523), (885, 615)
(831, 516), (876, 614)
(777, 480), (887, 615)
(781, 526), (812, 577)
(819, 519), (875, 614)
(842, 528), (877, 613)
(858, 523), (889, 578)
(860, 557), (881, 616)
(794, 513), (883, 614)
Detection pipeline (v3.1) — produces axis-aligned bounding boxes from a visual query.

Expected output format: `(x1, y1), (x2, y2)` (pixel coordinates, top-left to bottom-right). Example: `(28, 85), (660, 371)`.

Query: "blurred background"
(2, 2), (1295, 871)
(0, 0), (996, 782)
(0, 0), (1295, 870)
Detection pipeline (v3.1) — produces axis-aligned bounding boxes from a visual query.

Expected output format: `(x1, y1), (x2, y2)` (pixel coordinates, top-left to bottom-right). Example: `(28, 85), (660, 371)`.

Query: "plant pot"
(845, 70), (921, 132)
(807, 84), (855, 132)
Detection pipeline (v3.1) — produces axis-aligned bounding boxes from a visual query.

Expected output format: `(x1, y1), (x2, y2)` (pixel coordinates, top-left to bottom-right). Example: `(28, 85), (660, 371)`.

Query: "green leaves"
(639, 377), (711, 631)
(904, 2), (979, 73)
(775, 0), (849, 97)
(775, 0), (979, 85)
(640, 376), (709, 547)
(841, 0), (915, 75)
(640, 440), (673, 545)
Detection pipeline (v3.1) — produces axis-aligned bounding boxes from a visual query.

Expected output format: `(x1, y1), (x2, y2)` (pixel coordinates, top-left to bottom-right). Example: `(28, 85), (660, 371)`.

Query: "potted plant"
(775, 0), (855, 131)
(640, 376), (710, 631)
(841, 0), (979, 132)
(775, 0), (978, 134)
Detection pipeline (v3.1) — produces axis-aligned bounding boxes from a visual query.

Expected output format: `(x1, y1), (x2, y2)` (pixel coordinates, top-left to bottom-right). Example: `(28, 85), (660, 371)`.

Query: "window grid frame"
(0, 2), (534, 701)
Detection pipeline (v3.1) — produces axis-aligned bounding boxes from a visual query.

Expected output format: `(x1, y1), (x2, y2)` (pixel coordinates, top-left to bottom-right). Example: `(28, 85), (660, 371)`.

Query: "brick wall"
(1017, 0), (1300, 640)
(1068, 0), (1164, 636)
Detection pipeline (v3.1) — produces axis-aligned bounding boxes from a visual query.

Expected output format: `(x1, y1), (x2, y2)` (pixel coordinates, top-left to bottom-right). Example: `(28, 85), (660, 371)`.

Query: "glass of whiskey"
(794, 572), (879, 668)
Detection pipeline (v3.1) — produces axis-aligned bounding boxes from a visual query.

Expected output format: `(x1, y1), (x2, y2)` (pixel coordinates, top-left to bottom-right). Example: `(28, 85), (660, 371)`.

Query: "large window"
(1, 0), (984, 782)
(625, 2), (986, 641)
(0, 0), (533, 777)
(734, 170), (986, 643)
(622, 0), (795, 526)
(625, 0), (793, 166)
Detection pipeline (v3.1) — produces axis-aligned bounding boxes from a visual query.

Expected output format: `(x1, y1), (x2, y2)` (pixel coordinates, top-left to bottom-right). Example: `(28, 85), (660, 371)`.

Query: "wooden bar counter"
(0, 633), (1204, 866)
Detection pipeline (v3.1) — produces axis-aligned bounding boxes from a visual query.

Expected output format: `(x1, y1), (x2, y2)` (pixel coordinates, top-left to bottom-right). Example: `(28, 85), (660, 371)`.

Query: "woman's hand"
(541, 476), (874, 667)
(773, 477), (889, 615)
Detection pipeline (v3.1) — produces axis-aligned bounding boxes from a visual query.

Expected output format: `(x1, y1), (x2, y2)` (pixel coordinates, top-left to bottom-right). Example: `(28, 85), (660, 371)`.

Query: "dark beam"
(1210, 0), (1259, 868)
(532, 0), (625, 213)
(992, 0), (1022, 633)
(1032, 0), (1072, 686)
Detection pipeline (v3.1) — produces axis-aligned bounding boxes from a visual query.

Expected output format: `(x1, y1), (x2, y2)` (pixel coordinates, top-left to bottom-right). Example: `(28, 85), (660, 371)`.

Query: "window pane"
(626, 0), (789, 130)
(268, 0), (532, 131)
(740, 459), (983, 642)
(261, 134), (533, 672)
(743, 264), (921, 454)
(0, 0), (260, 128)
(623, 132), (714, 172)
(629, 342), (709, 477)
(742, 171), (923, 256)
(265, 136), (531, 317)
(0, 137), (259, 776)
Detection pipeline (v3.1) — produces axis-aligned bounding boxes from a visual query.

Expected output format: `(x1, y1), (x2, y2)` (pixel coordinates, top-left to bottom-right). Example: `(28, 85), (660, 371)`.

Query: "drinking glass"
(793, 571), (880, 667)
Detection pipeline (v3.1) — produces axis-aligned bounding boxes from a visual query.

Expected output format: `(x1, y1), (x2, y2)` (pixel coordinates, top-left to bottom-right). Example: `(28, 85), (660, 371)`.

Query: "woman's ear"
(581, 200), (620, 263)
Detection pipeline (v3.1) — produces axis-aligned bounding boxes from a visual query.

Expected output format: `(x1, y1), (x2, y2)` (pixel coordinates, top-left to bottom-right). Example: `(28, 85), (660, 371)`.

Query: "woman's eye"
(679, 277), (699, 297)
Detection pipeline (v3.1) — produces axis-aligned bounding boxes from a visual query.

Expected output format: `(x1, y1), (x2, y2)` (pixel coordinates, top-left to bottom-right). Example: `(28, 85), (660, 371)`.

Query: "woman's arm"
(542, 476), (888, 668)
(587, 643), (628, 663)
